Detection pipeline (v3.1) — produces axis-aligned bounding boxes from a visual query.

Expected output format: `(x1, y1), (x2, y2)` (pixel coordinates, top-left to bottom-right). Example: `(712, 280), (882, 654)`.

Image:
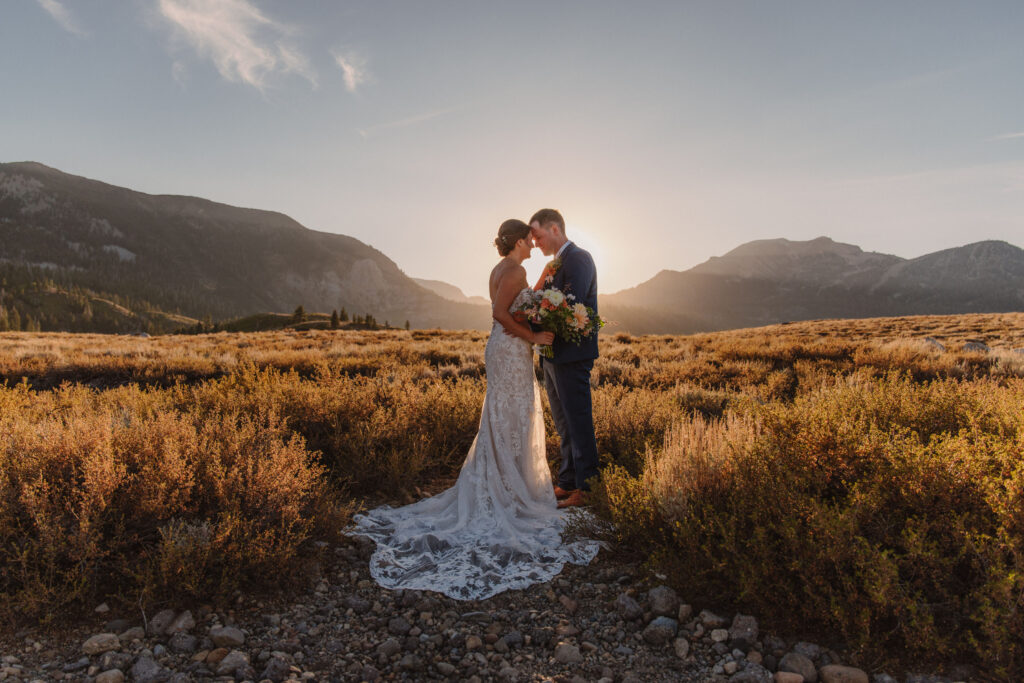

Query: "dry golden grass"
(4, 310), (1022, 391)
(597, 371), (1024, 676)
(2, 311), (1024, 673)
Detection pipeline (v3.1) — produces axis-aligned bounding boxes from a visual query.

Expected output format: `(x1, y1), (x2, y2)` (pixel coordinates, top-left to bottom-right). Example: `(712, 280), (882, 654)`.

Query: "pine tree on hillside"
(330, 310), (340, 329)
(339, 307), (348, 322)
(292, 305), (305, 324)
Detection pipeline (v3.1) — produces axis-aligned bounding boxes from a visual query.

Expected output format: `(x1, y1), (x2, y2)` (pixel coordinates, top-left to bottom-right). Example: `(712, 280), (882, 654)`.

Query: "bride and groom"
(350, 208), (603, 601)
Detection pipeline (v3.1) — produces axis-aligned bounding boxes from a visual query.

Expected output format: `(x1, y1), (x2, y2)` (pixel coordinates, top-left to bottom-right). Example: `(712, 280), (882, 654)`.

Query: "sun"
(564, 224), (606, 272)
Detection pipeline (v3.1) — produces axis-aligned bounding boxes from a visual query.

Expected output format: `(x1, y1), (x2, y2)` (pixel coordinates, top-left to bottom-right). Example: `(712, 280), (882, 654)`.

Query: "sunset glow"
(5, 1), (1024, 299)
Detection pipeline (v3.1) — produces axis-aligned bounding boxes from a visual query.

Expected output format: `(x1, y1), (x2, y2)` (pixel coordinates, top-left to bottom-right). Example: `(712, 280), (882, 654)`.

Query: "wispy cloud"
(35, 0), (86, 37)
(171, 61), (189, 88)
(989, 131), (1024, 141)
(157, 0), (316, 91)
(331, 49), (368, 93)
(357, 106), (461, 138)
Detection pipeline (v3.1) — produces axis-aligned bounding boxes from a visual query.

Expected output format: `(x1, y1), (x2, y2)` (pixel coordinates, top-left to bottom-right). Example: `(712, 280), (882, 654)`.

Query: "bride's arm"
(493, 268), (555, 345)
(532, 270), (546, 291)
(532, 263), (553, 291)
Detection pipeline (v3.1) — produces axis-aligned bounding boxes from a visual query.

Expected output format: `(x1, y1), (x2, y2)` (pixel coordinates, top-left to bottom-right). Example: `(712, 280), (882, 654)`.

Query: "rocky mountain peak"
(0, 161), (490, 330)
(690, 236), (902, 284)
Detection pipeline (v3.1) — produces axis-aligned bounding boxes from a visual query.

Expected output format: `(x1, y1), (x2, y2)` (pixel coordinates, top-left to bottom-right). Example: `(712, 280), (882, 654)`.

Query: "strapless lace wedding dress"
(349, 289), (600, 600)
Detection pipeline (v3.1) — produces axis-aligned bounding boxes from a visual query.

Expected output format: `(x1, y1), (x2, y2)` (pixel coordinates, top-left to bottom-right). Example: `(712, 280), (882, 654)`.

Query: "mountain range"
(603, 236), (1024, 333)
(1, 161), (1022, 335)
(0, 161), (488, 332)
(412, 278), (489, 306)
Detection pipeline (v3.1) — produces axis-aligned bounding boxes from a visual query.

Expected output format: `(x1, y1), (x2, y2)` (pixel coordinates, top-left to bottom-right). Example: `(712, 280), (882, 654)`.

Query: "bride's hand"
(533, 331), (554, 346)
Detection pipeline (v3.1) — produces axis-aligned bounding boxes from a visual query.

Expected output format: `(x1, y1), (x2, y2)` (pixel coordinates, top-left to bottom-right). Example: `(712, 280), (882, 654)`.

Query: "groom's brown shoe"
(553, 485), (575, 500)
(557, 490), (588, 509)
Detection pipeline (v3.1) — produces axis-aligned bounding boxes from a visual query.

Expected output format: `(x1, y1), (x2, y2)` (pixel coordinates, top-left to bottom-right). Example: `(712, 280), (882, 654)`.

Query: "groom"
(529, 209), (600, 509)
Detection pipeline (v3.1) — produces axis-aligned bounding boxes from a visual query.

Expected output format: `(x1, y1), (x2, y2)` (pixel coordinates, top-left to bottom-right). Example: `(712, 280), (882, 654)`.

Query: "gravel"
(0, 536), (970, 682)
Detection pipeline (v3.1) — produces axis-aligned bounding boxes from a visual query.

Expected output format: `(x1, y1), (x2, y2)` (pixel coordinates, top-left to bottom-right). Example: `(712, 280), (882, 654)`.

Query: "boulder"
(642, 617), (678, 646)
(147, 609), (176, 636)
(774, 673), (805, 683)
(819, 665), (869, 683)
(168, 633), (198, 654)
(376, 638), (401, 658)
(793, 642), (822, 661)
(118, 627), (144, 641)
(615, 593), (643, 621)
(647, 586), (680, 617)
(214, 650), (250, 677)
(779, 652), (817, 683)
(729, 614), (759, 650)
(260, 655), (292, 679)
(130, 656), (166, 683)
(82, 634), (120, 656)
(729, 665), (772, 682)
(554, 643), (582, 664)
(165, 611), (195, 634)
(699, 609), (730, 629)
(209, 626), (245, 648)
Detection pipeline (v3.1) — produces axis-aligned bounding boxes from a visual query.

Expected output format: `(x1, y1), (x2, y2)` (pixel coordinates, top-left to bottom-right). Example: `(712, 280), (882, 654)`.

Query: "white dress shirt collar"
(555, 241), (572, 259)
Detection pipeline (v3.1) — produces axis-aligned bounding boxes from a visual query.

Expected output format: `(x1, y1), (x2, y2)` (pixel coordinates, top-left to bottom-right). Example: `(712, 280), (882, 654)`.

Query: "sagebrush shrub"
(2, 317), (1024, 675)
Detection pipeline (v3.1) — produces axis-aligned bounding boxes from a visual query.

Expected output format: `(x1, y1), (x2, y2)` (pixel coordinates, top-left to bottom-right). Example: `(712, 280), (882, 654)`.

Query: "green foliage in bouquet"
(515, 287), (605, 358)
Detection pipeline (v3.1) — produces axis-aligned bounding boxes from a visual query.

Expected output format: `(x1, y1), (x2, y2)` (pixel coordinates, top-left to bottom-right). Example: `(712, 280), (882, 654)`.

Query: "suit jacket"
(544, 242), (599, 364)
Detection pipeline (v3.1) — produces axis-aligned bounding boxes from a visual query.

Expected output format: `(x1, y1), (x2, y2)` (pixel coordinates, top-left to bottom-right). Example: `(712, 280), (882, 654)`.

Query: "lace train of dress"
(349, 291), (599, 600)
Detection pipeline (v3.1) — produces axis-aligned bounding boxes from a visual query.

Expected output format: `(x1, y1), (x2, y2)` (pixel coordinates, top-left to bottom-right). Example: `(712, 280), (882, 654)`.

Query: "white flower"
(542, 289), (565, 306)
(573, 303), (587, 317)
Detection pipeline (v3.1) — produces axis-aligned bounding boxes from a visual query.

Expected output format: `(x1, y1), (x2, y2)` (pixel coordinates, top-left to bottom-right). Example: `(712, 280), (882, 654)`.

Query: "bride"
(349, 219), (600, 600)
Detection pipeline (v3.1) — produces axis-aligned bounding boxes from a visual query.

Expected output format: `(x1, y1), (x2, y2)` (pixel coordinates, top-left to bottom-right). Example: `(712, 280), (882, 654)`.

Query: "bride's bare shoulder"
(490, 261), (526, 287)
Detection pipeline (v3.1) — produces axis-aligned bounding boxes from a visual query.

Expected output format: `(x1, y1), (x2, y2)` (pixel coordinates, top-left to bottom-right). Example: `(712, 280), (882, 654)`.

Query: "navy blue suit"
(540, 242), (601, 491)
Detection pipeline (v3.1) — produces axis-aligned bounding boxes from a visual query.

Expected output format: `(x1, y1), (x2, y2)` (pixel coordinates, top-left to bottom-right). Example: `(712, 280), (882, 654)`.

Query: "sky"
(3, 1), (1024, 297)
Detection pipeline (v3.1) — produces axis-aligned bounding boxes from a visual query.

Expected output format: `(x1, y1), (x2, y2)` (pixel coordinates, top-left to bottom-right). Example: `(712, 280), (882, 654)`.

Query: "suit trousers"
(542, 357), (600, 491)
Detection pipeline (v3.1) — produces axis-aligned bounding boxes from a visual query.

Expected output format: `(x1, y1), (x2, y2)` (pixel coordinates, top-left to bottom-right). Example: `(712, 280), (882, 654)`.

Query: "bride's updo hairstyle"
(494, 219), (531, 256)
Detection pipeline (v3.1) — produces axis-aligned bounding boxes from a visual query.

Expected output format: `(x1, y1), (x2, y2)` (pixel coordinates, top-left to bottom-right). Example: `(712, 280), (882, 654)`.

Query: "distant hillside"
(0, 262), (195, 334)
(413, 278), (489, 306)
(0, 162), (490, 332)
(602, 236), (1024, 334)
(6, 162), (1023, 337)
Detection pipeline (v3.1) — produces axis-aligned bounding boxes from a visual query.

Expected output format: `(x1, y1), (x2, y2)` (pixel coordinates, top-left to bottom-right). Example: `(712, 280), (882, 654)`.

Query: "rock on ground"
(820, 664), (870, 683)
(0, 541), (971, 683)
(81, 633), (119, 655)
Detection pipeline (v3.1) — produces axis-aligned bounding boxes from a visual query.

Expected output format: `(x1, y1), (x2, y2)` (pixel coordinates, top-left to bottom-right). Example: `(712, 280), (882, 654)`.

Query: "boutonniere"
(544, 258), (563, 283)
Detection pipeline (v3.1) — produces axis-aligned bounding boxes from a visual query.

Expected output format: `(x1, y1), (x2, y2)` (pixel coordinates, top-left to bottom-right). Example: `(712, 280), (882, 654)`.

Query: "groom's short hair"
(530, 208), (565, 234)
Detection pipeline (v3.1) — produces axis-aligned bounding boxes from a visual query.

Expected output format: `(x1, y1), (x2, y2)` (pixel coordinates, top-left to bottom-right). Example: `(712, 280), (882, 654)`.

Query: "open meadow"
(2, 312), (1024, 677)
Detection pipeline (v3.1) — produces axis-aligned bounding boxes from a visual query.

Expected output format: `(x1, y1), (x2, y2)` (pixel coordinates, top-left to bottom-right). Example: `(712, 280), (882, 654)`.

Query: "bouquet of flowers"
(513, 286), (605, 358)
